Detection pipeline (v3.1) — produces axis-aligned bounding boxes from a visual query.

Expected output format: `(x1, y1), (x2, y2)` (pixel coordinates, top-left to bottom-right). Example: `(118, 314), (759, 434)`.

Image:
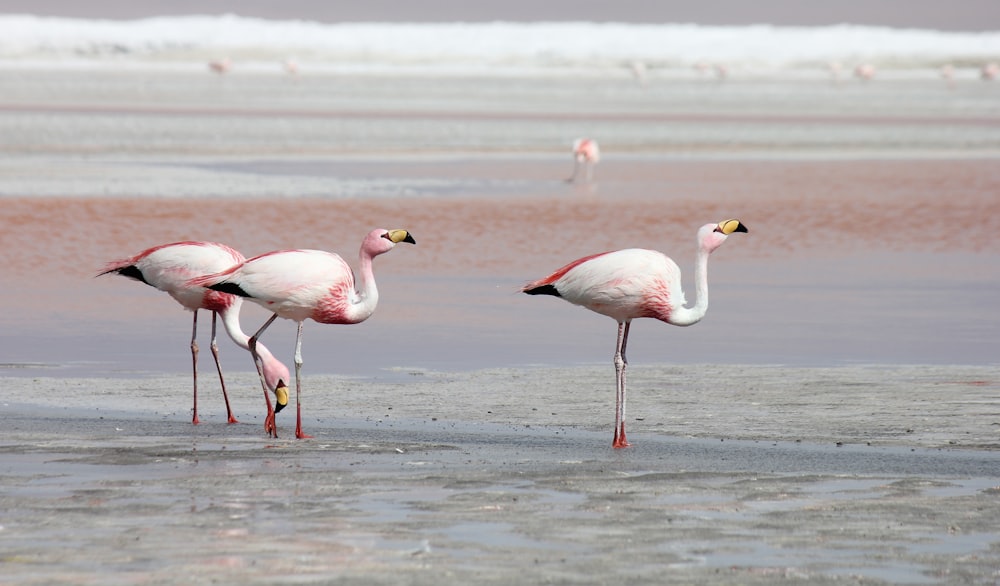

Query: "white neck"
(219, 302), (284, 387)
(667, 247), (710, 327)
(345, 249), (379, 324)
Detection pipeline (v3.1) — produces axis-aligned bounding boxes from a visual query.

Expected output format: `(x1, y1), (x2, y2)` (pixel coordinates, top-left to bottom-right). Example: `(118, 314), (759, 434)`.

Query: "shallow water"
(4, 377), (1000, 585)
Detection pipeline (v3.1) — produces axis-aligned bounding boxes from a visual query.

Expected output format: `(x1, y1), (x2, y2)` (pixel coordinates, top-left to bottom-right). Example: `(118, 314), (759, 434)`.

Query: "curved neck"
(345, 249), (379, 324)
(218, 302), (287, 389)
(667, 247), (710, 327)
(217, 299), (250, 348)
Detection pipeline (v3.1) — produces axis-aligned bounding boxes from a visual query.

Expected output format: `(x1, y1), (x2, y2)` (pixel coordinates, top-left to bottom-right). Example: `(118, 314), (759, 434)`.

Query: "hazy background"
(4, 0), (999, 30)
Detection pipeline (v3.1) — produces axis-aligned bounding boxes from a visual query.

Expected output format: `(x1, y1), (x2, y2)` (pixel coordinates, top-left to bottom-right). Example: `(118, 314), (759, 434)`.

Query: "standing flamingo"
(568, 138), (600, 183)
(208, 58), (231, 75)
(522, 219), (748, 448)
(940, 64), (956, 88)
(188, 229), (416, 439)
(854, 63), (876, 81)
(100, 242), (290, 425)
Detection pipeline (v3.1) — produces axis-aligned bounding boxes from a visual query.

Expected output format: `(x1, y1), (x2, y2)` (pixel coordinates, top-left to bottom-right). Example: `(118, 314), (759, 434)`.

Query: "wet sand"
(4, 365), (1000, 584)
(1, 69), (999, 583)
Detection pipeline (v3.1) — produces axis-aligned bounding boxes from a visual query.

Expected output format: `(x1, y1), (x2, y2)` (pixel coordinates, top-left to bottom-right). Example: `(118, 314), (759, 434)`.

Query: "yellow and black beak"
(716, 219), (748, 235)
(274, 381), (289, 413)
(386, 229), (416, 245)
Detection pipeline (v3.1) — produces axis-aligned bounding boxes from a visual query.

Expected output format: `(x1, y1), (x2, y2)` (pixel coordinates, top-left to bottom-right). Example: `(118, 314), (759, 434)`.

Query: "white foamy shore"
(1, 15), (999, 76)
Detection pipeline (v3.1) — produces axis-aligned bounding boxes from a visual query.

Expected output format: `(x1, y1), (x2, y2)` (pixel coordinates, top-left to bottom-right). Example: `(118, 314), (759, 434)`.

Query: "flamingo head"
(264, 360), (291, 413)
(364, 228), (416, 257)
(699, 219), (748, 253)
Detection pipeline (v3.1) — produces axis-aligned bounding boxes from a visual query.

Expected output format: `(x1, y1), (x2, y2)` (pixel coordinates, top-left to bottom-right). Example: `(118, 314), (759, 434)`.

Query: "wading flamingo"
(522, 219), (748, 448)
(568, 138), (600, 183)
(188, 229), (416, 439)
(981, 62), (999, 81)
(100, 242), (290, 425)
(854, 63), (875, 81)
(940, 64), (955, 84)
(208, 58), (231, 75)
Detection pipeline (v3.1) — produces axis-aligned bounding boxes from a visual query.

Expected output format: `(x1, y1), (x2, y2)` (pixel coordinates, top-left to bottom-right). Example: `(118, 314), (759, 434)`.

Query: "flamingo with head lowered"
(188, 228), (416, 439)
(522, 219), (748, 448)
(100, 241), (290, 425)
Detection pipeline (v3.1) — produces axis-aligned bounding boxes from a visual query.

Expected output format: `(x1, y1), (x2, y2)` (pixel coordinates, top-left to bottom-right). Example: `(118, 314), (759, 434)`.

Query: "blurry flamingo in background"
(827, 61), (844, 84)
(188, 229), (416, 439)
(100, 241), (290, 425)
(629, 61), (648, 87)
(208, 57), (231, 75)
(940, 64), (955, 87)
(567, 138), (600, 183)
(854, 63), (876, 81)
(283, 58), (299, 75)
(522, 219), (748, 448)
(981, 62), (998, 81)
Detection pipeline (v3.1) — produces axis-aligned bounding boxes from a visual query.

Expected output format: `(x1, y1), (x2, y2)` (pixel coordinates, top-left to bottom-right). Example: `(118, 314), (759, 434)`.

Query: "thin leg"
(190, 310), (200, 425)
(250, 314), (280, 437)
(210, 311), (239, 424)
(612, 321), (631, 448)
(585, 161), (593, 183)
(293, 321), (313, 439)
(566, 158), (580, 183)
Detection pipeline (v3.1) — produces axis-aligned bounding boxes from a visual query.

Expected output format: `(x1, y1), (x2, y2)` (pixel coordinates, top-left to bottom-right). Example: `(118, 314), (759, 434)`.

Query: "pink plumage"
(523, 220), (748, 448)
(568, 138), (600, 183)
(189, 228), (416, 439)
(100, 241), (290, 425)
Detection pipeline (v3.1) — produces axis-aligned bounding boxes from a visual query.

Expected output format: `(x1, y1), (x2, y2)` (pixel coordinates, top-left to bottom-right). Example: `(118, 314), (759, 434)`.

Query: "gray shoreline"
(3, 364), (999, 584)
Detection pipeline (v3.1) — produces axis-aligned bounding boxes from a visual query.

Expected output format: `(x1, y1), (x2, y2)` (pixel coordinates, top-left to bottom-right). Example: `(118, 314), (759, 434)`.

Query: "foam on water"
(1, 14), (998, 75)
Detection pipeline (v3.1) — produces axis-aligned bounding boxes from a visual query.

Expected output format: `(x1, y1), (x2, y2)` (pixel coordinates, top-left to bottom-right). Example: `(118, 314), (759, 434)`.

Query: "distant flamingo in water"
(522, 219), (748, 448)
(208, 58), (231, 75)
(568, 138), (600, 183)
(854, 63), (875, 81)
(981, 62), (999, 81)
(827, 61), (843, 84)
(188, 229), (416, 439)
(940, 64), (955, 88)
(629, 61), (648, 87)
(100, 242), (290, 425)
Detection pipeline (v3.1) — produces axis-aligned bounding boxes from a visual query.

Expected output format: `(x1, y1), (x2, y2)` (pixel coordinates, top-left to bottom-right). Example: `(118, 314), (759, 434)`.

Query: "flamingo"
(939, 63), (956, 89)
(981, 62), (999, 81)
(854, 63), (875, 81)
(827, 61), (843, 84)
(187, 228), (416, 439)
(208, 58), (231, 75)
(568, 138), (600, 183)
(629, 61), (648, 87)
(522, 219), (748, 448)
(99, 242), (290, 425)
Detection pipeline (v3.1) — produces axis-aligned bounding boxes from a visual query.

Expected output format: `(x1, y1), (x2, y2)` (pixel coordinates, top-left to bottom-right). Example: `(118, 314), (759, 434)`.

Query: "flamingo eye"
(380, 232), (391, 240)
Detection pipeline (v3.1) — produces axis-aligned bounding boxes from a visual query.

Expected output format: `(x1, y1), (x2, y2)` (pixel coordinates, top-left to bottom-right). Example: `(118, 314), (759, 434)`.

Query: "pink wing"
(523, 251), (613, 292)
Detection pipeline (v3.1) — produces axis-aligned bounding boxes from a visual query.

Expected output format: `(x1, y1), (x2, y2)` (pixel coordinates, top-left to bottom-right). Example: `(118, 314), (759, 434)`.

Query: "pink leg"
(210, 312), (239, 424)
(612, 321), (631, 448)
(190, 311), (200, 425)
(293, 321), (313, 439)
(249, 314), (280, 437)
